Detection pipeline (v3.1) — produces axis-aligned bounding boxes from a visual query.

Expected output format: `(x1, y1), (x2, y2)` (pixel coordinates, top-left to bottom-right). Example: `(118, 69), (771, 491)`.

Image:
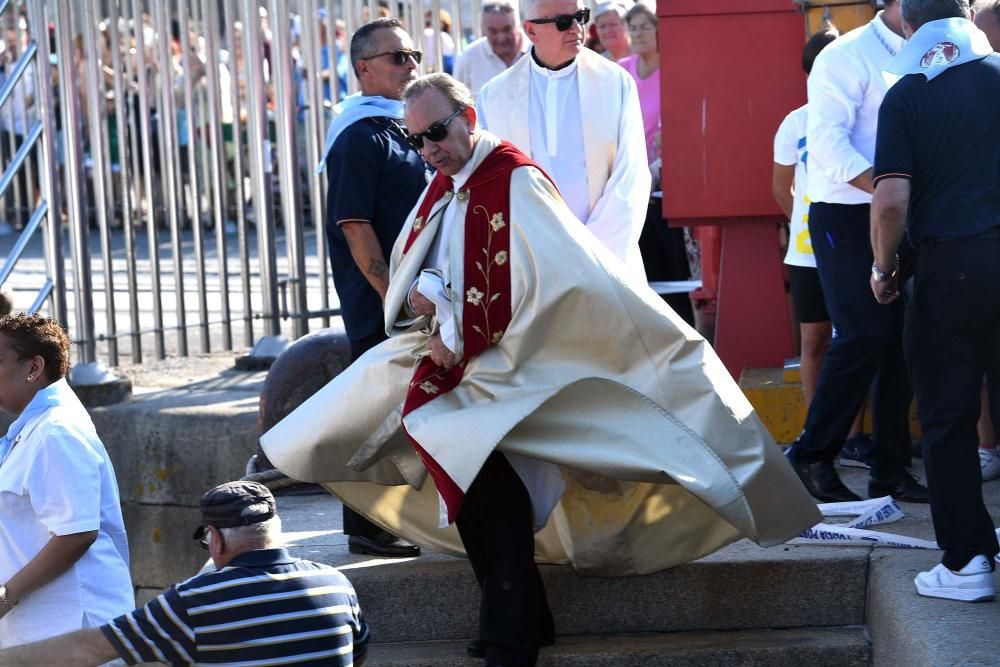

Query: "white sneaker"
(914, 555), (995, 602)
(980, 447), (1000, 482)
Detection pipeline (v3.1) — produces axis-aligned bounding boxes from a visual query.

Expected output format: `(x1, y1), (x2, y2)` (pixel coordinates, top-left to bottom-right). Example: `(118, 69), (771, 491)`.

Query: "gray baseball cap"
(191, 480), (277, 541)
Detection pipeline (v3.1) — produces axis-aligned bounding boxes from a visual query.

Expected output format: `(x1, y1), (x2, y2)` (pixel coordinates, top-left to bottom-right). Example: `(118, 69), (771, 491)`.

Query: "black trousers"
(342, 331), (390, 539)
(788, 203), (912, 479)
(456, 452), (553, 666)
(905, 231), (1000, 570)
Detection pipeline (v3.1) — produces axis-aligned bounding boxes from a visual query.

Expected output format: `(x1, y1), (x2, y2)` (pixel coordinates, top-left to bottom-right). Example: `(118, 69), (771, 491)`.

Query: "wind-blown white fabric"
(476, 48), (650, 281)
(261, 133), (819, 575)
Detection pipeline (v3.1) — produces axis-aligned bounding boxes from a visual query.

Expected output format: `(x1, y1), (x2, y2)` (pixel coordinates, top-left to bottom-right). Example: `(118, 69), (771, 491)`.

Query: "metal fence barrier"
(0, 0), (642, 376)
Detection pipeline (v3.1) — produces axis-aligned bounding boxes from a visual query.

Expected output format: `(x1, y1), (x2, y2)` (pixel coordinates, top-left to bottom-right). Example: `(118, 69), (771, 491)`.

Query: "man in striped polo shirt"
(0, 481), (369, 666)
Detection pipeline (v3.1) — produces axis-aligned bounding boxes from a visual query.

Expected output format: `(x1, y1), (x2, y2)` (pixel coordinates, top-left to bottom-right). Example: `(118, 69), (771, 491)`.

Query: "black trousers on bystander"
(905, 231), (1000, 570)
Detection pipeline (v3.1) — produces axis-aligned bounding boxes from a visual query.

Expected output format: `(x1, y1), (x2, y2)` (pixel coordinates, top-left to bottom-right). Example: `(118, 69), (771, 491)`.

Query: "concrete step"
(364, 627), (871, 666)
(277, 497), (870, 644)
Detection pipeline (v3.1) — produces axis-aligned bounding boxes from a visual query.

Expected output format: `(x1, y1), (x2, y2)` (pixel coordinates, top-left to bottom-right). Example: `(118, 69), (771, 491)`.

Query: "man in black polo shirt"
(871, 0), (1000, 602)
(320, 17), (429, 558)
(0, 481), (370, 665)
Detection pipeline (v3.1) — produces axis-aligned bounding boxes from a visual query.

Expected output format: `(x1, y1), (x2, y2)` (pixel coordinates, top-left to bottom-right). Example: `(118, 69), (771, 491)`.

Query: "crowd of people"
(0, 0), (998, 665)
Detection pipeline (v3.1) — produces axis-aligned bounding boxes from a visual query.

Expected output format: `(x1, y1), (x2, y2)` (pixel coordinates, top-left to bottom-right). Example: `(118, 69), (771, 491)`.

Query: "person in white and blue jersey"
(0, 481), (370, 666)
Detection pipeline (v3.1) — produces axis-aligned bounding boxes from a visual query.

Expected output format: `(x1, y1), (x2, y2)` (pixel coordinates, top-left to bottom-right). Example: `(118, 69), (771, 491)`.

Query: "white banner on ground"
(788, 496), (940, 549)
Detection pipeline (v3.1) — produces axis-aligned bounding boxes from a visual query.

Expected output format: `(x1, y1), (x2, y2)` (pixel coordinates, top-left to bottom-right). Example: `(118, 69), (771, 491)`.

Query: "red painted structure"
(657, 0), (804, 377)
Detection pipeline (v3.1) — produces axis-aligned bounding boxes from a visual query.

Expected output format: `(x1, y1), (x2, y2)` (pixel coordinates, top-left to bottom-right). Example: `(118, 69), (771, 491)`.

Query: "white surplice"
(477, 47), (650, 281)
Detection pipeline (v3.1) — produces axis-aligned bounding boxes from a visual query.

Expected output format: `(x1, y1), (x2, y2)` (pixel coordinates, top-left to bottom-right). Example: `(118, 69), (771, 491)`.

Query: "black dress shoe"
(348, 533), (421, 557)
(869, 471), (929, 503)
(468, 639), (488, 658)
(789, 458), (862, 503)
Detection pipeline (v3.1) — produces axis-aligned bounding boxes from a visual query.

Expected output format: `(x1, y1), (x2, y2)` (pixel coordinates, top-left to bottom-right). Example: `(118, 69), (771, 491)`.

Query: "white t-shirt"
(774, 105), (816, 268)
(0, 380), (133, 647)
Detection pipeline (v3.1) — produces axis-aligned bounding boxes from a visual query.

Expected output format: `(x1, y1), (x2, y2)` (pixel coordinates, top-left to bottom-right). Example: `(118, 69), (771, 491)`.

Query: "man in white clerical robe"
(261, 74), (821, 664)
(476, 0), (650, 280)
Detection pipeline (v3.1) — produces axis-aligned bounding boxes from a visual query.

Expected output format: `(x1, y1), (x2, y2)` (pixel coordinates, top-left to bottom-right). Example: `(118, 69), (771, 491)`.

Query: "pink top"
(617, 54), (660, 165)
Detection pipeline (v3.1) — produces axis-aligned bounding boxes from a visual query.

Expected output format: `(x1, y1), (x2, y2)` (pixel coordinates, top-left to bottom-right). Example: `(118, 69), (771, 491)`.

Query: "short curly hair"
(0, 313), (70, 381)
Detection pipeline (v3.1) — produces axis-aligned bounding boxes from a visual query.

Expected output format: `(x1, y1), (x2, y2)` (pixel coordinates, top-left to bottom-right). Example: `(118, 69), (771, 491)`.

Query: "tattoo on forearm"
(367, 258), (389, 281)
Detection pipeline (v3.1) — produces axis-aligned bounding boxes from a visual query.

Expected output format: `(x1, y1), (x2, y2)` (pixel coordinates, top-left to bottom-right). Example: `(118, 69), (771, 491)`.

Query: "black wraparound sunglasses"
(362, 49), (423, 66)
(527, 8), (590, 31)
(405, 107), (465, 150)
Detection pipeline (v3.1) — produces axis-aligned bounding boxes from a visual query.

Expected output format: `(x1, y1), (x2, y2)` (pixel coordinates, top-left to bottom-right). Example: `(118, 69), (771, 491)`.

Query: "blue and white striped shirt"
(101, 548), (369, 666)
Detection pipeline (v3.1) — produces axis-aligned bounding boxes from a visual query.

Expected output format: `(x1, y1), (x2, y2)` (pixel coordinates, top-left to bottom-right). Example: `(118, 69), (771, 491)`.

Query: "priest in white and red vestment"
(261, 74), (820, 665)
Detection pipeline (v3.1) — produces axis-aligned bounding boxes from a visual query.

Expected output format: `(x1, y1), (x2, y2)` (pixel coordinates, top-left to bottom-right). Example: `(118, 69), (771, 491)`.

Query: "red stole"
(400, 141), (550, 523)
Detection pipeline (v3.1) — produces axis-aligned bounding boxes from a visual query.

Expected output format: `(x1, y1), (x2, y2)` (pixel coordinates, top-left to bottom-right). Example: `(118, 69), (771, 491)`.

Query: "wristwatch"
(871, 263), (894, 282)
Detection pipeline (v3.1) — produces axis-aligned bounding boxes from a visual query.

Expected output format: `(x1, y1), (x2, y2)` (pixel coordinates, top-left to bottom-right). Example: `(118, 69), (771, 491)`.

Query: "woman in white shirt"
(0, 313), (132, 647)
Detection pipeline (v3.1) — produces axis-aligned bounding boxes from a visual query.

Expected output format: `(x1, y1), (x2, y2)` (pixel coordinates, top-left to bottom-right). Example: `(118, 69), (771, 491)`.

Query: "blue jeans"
(786, 202), (912, 479)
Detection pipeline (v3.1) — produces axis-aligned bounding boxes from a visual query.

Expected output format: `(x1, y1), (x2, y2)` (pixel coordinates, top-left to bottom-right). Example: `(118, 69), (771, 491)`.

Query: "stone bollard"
(255, 328), (353, 474)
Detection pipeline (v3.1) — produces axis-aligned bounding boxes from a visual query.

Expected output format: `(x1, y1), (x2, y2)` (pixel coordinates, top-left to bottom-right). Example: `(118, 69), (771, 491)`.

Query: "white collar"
(871, 11), (906, 56)
(529, 49), (578, 80)
(451, 140), (483, 191)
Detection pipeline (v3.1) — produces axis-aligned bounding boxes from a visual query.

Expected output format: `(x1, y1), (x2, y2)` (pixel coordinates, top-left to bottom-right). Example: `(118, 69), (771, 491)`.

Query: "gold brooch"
(413, 216), (424, 231)
(457, 189), (470, 202)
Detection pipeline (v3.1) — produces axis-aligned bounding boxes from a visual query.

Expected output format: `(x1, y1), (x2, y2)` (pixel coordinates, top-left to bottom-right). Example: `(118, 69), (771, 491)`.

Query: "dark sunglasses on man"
(405, 107), (465, 150)
(362, 48), (423, 66)
(527, 7), (590, 31)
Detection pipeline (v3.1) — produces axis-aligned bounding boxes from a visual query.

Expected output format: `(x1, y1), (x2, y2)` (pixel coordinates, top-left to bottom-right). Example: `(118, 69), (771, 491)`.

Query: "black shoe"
(869, 471), (929, 503)
(468, 639), (487, 658)
(789, 458), (862, 503)
(348, 533), (421, 558)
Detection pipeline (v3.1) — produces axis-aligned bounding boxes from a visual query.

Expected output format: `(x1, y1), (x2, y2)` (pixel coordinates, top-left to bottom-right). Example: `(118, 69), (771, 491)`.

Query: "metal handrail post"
(414, 0), (426, 70)
(453, 0), (465, 54)
(269, 0), (307, 339)
(239, 0), (286, 360)
(109, 0), (143, 363)
(178, 0), (210, 353)
(26, 0), (66, 326)
(202, 0), (232, 350)
(54, 0), (98, 365)
(154, 0), (188, 357)
(133, 0), (167, 360)
(222, 5), (253, 349)
(301, 0), (329, 328)
(323, 0), (339, 107)
(431, 0), (443, 73)
(82, 0), (119, 366)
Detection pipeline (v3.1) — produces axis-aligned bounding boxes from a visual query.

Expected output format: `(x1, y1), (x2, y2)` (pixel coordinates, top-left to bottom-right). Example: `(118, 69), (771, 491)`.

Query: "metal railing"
(0, 0), (66, 335)
(0, 0), (494, 372)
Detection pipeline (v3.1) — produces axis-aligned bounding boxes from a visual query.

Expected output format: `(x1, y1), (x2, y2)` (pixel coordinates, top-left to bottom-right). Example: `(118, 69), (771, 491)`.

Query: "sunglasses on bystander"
(362, 48), (423, 66)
